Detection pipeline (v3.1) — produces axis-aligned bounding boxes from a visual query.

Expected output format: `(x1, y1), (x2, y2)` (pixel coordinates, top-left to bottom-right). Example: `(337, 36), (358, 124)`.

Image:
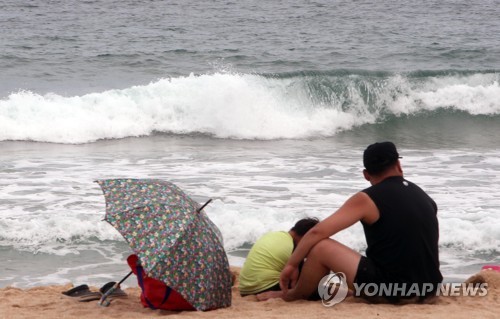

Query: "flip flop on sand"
(99, 281), (116, 294)
(78, 291), (102, 302)
(99, 281), (127, 298)
(62, 284), (90, 297)
(62, 282), (127, 303)
(61, 285), (102, 302)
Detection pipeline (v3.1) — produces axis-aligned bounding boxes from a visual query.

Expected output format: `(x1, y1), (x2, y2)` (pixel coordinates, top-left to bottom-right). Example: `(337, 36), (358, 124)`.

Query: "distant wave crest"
(1, 71), (499, 144)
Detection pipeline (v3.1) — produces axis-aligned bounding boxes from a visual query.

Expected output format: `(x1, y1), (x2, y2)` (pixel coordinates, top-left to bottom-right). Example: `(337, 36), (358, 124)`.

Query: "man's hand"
(280, 264), (299, 295)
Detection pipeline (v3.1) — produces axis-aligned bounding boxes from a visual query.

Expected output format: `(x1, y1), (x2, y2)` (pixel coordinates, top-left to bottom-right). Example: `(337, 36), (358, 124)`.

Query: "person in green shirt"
(239, 217), (319, 296)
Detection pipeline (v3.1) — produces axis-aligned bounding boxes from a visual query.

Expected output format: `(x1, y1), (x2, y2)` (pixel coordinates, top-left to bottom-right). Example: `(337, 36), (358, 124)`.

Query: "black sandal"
(62, 284), (90, 297)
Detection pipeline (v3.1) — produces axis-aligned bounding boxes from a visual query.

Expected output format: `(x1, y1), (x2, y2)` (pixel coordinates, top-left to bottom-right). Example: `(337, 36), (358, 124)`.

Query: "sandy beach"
(1, 267), (499, 319)
(2, 1), (500, 318)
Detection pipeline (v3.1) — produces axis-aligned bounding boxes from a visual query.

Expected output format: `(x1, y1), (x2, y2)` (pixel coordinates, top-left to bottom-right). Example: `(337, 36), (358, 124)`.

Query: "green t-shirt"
(238, 231), (293, 295)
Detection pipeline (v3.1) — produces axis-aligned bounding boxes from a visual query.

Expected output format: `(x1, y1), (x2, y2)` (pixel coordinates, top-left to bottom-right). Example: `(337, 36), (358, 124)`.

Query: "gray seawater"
(2, 0), (500, 96)
(1, 0), (499, 288)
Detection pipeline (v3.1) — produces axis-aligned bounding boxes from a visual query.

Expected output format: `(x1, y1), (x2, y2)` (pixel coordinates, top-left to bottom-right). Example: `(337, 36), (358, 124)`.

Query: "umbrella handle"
(98, 285), (117, 307)
(98, 271), (133, 307)
(196, 199), (212, 213)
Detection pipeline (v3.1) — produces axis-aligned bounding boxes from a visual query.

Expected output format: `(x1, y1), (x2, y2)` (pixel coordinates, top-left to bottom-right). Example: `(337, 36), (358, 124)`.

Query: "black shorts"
(353, 256), (397, 302)
(353, 255), (386, 285)
(353, 256), (430, 303)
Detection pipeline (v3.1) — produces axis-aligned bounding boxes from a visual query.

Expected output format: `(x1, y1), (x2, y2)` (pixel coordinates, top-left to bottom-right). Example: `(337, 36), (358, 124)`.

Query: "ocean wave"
(1, 199), (498, 257)
(1, 70), (499, 144)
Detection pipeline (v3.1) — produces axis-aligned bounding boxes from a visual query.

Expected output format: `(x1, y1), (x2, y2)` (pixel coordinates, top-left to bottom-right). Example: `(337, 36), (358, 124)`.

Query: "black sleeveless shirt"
(361, 176), (443, 286)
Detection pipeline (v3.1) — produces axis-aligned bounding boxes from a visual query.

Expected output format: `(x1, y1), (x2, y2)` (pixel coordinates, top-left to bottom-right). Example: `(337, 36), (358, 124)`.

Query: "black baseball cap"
(363, 141), (402, 174)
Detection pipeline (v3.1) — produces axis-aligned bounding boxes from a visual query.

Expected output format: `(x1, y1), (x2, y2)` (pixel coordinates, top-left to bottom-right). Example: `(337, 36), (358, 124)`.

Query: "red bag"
(127, 254), (195, 311)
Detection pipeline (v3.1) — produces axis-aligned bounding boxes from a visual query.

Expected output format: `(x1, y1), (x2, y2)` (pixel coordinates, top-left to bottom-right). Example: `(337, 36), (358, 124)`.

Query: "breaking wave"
(1, 70), (499, 144)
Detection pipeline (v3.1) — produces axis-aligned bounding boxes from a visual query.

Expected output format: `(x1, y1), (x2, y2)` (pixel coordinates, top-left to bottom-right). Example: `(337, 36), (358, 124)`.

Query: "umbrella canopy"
(96, 178), (231, 311)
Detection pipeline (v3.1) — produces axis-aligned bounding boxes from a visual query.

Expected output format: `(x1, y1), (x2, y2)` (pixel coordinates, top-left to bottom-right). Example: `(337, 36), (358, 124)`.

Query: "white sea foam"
(1, 130), (499, 288)
(1, 72), (499, 144)
(1, 139), (498, 259)
(386, 74), (500, 115)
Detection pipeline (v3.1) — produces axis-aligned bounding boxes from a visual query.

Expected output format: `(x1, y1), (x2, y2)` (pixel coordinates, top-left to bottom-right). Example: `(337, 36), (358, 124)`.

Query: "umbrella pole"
(117, 270), (133, 286)
(196, 199), (213, 213)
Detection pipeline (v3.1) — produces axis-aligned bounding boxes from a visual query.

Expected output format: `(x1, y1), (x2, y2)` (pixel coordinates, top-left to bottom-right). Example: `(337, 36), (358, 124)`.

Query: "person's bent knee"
(308, 238), (337, 257)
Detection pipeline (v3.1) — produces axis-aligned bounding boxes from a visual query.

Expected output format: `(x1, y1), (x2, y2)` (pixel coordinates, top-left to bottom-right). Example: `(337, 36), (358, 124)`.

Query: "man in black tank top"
(257, 142), (442, 303)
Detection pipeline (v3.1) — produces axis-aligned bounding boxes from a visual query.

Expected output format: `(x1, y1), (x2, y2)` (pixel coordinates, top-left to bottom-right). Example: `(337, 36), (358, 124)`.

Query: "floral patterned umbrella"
(96, 178), (232, 311)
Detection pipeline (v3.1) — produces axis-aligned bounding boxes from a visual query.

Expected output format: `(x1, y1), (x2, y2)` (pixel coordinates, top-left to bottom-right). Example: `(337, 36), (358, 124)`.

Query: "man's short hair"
(363, 141), (402, 174)
(290, 217), (319, 236)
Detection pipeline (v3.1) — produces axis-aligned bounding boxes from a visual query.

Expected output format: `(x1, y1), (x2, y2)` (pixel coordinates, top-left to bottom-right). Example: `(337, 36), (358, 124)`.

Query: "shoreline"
(1, 268), (499, 319)
(0, 249), (483, 290)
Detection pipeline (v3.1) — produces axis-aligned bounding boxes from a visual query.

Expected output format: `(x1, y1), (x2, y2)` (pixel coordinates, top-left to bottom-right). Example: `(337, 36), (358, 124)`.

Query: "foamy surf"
(1, 71), (499, 144)
(1, 137), (498, 271)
